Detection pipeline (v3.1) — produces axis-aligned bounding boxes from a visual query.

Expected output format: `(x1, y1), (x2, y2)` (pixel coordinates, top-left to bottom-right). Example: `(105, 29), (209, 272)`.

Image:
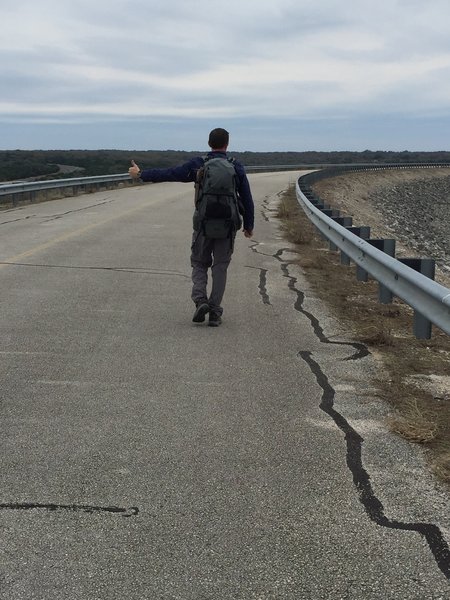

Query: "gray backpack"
(193, 157), (242, 239)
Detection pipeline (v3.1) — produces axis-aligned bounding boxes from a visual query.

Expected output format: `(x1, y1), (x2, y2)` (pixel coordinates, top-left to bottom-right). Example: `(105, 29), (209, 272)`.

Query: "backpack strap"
(194, 156), (209, 206)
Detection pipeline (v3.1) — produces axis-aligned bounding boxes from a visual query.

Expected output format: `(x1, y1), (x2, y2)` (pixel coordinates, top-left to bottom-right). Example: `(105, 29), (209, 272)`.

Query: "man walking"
(129, 128), (254, 327)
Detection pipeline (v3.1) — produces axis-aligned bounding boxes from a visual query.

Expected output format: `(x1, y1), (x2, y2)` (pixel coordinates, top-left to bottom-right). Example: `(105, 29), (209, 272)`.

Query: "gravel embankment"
(313, 168), (450, 285)
(368, 177), (450, 267)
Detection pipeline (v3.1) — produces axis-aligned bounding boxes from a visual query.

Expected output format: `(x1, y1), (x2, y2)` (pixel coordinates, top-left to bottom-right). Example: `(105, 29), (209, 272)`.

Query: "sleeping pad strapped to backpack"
(193, 157), (243, 239)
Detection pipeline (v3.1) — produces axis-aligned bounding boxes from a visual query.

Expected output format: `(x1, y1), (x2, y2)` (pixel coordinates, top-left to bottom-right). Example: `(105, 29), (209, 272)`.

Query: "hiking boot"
(208, 313), (222, 327)
(192, 302), (210, 323)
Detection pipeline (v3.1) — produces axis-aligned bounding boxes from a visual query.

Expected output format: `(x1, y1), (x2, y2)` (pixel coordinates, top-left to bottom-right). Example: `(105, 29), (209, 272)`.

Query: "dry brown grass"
(275, 196), (314, 245)
(358, 327), (396, 347)
(434, 452), (450, 481)
(276, 184), (450, 485)
(388, 398), (439, 443)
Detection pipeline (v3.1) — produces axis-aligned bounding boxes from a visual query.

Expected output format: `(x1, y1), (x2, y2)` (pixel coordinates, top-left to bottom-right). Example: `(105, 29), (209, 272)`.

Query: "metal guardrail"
(0, 166), (308, 197)
(247, 161), (450, 173)
(2, 161), (450, 198)
(0, 173), (131, 197)
(0, 166), (305, 199)
(296, 171), (450, 338)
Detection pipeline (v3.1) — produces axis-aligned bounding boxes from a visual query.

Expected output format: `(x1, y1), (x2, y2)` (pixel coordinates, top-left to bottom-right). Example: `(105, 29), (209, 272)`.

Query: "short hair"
(208, 128), (229, 149)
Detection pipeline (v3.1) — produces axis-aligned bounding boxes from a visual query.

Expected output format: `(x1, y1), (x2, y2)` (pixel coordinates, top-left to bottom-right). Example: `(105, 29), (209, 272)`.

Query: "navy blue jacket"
(139, 151), (255, 231)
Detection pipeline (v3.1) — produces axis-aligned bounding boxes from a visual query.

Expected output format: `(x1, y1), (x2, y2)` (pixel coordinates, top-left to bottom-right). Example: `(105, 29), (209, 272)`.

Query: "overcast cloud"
(1, 0), (450, 151)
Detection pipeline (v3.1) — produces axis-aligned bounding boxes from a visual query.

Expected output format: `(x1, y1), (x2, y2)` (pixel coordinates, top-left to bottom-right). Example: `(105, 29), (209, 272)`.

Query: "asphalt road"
(0, 172), (449, 599)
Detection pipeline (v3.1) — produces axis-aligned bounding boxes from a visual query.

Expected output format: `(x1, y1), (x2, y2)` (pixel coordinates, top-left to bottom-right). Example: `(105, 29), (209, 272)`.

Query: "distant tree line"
(2, 148), (450, 182)
(0, 151), (58, 181)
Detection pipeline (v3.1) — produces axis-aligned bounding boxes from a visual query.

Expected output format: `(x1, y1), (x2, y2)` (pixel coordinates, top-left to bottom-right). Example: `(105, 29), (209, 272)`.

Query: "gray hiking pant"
(190, 230), (235, 316)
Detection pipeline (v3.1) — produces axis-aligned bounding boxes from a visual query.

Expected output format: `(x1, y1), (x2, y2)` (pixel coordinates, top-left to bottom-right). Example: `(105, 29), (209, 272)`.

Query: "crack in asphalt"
(258, 268), (271, 305)
(260, 196), (271, 222)
(0, 502), (138, 517)
(41, 198), (115, 222)
(245, 265), (271, 305)
(250, 242), (368, 361)
(0, 261), (190, 278)
(0, 197), (115, 226)
(301, 350), (450, 580)
(249, 238), (450, 580)
(260, 192), (284, 224)
(0, 215), (35, 226)
(279, 259), (368, 361)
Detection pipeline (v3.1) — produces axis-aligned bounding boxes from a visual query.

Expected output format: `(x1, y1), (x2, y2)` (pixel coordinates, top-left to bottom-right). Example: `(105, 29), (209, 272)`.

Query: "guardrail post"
(329, 216), (352, 250)
(321, 209), (340, 218)
(315, 206), (334, 240)
(332, 216), (353, 227)
(341, 226), (371, 265)
(321, 209), (340, 241)
(398, 258), (436, 339)
(356, 239), (396, 302)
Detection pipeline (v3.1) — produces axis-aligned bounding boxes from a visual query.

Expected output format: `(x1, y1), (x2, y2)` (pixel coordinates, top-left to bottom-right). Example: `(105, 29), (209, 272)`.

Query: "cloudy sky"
(2, 0), (450, 151)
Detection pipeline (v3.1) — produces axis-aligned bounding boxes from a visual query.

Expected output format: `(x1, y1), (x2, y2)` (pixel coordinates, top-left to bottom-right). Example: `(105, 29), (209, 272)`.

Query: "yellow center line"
(0, 199), (153, 270)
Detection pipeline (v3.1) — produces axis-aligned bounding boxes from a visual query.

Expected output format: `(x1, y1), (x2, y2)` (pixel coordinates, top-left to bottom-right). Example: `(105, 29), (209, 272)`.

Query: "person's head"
(208, 128), (229, 151)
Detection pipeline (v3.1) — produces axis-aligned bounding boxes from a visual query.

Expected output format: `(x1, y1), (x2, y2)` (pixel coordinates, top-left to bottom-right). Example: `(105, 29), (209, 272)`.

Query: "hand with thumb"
(129, 159), (141, 178)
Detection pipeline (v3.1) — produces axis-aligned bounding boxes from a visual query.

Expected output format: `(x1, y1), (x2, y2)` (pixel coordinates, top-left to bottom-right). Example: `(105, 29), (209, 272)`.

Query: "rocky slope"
(312, 168), (450, 286)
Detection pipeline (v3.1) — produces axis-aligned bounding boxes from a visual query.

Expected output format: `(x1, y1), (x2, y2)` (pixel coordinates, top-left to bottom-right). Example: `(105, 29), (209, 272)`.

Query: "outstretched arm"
(128, 158), (203, 183)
